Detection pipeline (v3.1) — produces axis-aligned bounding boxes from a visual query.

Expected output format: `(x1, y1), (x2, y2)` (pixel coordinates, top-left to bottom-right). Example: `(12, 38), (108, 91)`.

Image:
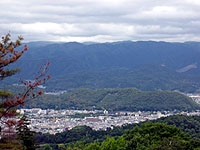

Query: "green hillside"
(4, 41), (200, 93)
(24, 88), (200, 111)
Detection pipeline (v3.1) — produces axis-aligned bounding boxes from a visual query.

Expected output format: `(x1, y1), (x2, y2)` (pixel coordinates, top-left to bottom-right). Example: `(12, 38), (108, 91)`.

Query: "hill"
(24, 88), (200, 111)
(4, 41), (200, 92)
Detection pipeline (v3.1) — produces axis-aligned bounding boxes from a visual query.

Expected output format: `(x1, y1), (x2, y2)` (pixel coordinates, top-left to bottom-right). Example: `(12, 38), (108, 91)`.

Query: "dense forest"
(2, 41), (200, 93)
(35, 115), (200, 150)
(22, 88), (200, 111)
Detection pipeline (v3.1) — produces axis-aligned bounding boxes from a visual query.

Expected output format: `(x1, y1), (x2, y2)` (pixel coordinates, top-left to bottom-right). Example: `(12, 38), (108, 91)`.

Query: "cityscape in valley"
(14, 92), (199, 134)
(19, 108), (200, 134)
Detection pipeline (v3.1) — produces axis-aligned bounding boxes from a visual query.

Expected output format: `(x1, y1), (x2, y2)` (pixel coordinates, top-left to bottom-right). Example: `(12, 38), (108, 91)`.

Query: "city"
(17, 108), (200, 134)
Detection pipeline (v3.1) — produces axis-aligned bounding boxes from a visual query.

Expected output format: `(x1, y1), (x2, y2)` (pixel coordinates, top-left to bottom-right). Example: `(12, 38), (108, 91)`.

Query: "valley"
(19, 108), (200, 134)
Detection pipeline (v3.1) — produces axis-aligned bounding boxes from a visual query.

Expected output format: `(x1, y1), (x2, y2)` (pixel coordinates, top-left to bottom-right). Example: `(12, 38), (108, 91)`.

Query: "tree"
(84, 141), (100, 150)
(0, 33), (50, 142)
(123, 122), (200, 150)
(16, 115), (36, 150)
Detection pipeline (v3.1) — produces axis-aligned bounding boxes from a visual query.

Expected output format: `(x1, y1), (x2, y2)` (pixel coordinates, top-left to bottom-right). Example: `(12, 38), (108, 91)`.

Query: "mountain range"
(4, 41), (200, 92)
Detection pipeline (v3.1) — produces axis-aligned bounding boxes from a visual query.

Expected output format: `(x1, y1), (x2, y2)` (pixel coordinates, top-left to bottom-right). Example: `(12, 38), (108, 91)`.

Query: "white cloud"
(0, 0), (200, 42)
(184, 0), (200, 5)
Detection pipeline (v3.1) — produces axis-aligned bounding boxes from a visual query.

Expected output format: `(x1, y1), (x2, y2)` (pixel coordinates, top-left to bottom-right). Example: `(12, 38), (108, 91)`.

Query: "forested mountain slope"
(24, 88), (200, 111)
(4, 41), (200, 92)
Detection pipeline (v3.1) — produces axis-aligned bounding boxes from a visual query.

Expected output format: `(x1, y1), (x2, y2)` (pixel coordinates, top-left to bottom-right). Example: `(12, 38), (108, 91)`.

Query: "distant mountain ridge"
(5, 41), (200, 92)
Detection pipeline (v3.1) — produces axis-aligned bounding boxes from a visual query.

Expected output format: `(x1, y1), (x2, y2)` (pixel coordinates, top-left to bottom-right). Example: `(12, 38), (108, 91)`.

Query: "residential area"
(18, 108), (200, 134)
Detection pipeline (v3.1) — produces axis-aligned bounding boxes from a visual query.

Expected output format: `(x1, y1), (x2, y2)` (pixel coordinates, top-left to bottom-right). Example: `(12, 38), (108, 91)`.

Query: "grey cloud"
(0, 0), (200, 42)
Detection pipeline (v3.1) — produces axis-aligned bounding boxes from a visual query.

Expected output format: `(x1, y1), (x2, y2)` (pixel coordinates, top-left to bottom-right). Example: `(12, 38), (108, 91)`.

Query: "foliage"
(154, 115), (200, 139)
(122, 122), (200, 150)
(24, 88), (200, 111)
(16, 115), (36, 150)
(0, 140), (23, 150)
(0, 33), (25, 80)
(39, 144), (54, 150)
(0, 33), (50, 149)
(83, 123), (200, 150)
(46, 122), (200, 150)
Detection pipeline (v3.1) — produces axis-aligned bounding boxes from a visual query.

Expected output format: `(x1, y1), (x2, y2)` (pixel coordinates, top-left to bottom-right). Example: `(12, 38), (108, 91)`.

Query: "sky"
(0, 0), (200, 43)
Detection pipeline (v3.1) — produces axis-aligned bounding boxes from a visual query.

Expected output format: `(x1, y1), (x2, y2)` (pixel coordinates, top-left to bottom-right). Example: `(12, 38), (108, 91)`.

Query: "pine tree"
(0, 33), (50, 145)
(16, 115), (36, 150)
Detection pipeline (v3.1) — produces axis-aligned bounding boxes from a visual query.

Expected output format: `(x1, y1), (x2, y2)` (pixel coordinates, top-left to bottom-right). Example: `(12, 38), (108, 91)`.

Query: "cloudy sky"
(0, 0), (200, 42)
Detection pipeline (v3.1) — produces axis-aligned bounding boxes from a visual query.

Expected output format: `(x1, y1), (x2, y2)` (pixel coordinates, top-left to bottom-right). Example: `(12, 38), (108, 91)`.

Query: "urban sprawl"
(17, 108), (200, 134)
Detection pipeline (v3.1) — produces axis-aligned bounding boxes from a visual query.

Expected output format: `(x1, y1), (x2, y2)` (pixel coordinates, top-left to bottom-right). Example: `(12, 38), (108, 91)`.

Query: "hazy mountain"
(5, 41), (200, 92)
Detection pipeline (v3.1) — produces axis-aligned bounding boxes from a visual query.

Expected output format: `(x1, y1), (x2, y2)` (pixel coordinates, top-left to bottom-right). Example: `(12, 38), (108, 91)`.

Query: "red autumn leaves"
(0, 34), (27, 68)
(0, 33), (50, 139)
(1, 61), (51, 114)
